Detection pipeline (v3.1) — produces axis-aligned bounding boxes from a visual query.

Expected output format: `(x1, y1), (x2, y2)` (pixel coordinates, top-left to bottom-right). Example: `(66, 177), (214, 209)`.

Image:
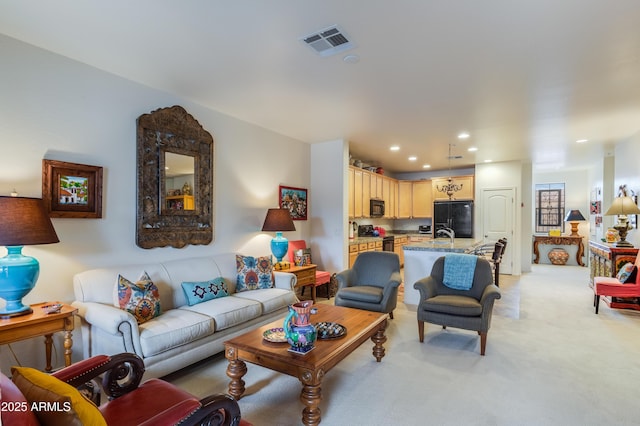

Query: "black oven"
(382, 236), (394, 252)
(370, 199), (385, 217)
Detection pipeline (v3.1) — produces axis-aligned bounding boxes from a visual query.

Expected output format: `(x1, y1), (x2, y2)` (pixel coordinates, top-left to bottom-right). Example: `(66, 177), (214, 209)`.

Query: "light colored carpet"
(165, 265), (640, 426)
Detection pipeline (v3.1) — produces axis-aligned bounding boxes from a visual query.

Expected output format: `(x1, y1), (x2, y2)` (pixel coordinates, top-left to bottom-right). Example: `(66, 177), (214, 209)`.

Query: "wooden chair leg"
(595, 295), (600, 314)
(418, 320), (424, 342)
(479, 332), (487, 355)
(389, 311), (394, 320)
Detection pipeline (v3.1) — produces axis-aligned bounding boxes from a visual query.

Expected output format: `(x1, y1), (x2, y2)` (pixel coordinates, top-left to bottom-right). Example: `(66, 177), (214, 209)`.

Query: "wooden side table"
(0, 302), (77, 372)
(533, 235), (585, 266)
(287, 264), (318, 303)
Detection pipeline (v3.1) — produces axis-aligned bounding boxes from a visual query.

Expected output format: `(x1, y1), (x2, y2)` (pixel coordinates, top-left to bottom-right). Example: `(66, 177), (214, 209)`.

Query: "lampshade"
(604, 196), (640, 216)
(0, 197), (59, 246)
(261, 208), (296, 232)
(564, 209), (586, 237)
(564, 210), (586, 222)
(262, 209), (295, 263)
(604, 196), (640, 248)
(0, 196), (59, 318)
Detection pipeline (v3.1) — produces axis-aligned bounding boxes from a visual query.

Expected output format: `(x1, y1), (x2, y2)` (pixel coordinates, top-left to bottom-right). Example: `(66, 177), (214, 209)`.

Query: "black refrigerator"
(433, 200), (474, 238)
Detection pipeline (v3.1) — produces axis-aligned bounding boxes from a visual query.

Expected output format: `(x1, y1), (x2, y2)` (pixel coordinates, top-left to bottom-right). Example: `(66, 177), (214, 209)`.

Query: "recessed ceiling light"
(484, 159), (492, 163)
(390, 145), (400, 151)
(576, 139), (588, 143)
(458, 132), (470, 139)
(422, 164), (431, 169)
(468, 147), (478, 152)
(408, 156), (417, 161)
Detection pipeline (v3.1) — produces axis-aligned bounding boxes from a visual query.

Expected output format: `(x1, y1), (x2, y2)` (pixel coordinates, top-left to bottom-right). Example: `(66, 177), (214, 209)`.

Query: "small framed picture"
(42, 159), (103, 218)
(279, 185), (307, 220)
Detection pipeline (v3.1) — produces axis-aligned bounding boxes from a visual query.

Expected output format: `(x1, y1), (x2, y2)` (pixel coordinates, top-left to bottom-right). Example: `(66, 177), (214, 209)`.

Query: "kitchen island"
(403, 239), (482, 305)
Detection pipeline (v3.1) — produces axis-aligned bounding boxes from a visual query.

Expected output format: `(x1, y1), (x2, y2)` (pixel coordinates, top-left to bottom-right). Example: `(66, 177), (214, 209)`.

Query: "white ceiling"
(1, 1), (639, 173)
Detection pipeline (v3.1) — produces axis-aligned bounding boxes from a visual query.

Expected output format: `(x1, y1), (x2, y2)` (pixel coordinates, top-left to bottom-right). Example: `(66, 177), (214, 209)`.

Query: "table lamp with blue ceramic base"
(0, 196), (59, 318)
(262, 208), (296, 265)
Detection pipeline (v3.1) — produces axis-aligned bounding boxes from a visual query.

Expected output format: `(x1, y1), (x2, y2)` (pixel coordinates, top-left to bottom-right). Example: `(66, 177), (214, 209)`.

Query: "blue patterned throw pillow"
(616, 262), (637, 284)
(236, 255), (274, 292)
(181, 277), (229, 306)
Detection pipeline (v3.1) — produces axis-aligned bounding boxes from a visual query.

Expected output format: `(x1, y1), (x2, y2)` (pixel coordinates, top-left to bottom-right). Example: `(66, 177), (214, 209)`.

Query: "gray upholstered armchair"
(413, 255), (501, 355)
(334, 251), (402, 319)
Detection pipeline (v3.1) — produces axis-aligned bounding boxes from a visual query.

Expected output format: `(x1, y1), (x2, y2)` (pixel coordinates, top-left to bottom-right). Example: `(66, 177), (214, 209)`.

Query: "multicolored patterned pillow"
(616, 262), (637, 284)
(236, 255), (274, 292)
(117, 271), (161, 323)
(181, 277), (229, 306)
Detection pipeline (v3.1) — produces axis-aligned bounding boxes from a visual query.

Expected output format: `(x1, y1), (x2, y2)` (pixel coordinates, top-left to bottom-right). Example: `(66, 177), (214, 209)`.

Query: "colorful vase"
(283, 301), (316, 354)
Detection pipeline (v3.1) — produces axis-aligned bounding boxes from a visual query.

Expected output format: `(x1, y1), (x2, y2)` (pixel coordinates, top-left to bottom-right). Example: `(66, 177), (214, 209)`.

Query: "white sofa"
(72, 253), (298, 379)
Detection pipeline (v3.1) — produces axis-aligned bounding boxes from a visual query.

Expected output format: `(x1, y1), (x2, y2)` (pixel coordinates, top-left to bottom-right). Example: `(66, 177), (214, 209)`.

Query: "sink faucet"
(436, 227), (455, 243)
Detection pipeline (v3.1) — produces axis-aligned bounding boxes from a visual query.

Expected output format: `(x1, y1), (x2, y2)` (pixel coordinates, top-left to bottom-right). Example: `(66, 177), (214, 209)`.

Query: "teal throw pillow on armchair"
(181, 277), (229, 306)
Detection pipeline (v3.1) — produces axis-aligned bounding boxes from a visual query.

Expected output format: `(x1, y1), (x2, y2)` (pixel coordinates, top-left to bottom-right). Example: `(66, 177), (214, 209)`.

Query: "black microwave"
(370, 199), (385, 217)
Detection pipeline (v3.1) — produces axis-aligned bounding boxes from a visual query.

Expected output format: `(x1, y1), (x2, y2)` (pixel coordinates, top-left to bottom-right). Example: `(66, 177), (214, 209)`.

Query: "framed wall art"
(279, 185), (307, 220)
(42, 159), (103, 218)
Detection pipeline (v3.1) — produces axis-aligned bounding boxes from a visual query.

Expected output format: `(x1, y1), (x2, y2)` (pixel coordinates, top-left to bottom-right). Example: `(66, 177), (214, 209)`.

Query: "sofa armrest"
(336, 269), (356, 290)
(273, 271), (296, 292)
(413, 276), (438, 302)
(72, 301), (143, 355)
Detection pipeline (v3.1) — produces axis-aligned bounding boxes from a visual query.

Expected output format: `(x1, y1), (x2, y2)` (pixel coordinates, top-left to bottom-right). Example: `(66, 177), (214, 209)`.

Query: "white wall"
(310, 140), (348, 272)
(613, 132), (640, 247)
(475, 161), (524, 275)
(0, 35), (311, 371)
(532, 169), (591, 265)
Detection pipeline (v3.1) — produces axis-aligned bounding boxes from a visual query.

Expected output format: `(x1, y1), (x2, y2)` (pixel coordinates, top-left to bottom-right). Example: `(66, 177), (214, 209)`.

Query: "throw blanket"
(443, 253), (478, 290)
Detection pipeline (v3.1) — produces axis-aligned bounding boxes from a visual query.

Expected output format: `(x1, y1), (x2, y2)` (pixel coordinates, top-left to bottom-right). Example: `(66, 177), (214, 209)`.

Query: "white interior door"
(482, 188), (515, 274)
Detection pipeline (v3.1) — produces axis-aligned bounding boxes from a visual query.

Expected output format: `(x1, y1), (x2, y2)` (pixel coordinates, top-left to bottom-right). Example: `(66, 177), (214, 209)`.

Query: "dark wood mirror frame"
(136, 105), (214, 248)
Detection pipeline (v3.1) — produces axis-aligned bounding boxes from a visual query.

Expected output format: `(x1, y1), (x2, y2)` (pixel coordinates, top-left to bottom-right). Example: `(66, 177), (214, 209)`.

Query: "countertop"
(402, 238), (482, 253)
(348, 233), (430, 245)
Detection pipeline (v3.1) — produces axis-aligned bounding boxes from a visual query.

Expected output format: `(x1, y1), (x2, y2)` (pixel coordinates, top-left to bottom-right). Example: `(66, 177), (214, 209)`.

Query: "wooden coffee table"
(224, 304), (388, 426)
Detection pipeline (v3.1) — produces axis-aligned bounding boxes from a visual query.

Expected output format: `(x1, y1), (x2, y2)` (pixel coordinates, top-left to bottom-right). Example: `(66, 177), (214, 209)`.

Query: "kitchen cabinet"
(362, 172), (371, 216)
(397, 181), (413, 218)
(411, 180), (432, 218)
(353, 168), (363, 218)
(348, 167), (354, 218)
(349, 239), (383, 267)
(397, 180), (432, 219)
(348, 166), (472, 219)
(432, 175), (474, 201)
(382, 177), (393, 218)
(394, 236), (408, 267)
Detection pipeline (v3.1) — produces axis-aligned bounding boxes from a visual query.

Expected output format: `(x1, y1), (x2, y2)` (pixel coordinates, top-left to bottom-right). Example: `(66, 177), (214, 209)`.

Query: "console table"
(589, 240), (639, 311)
(0, 302), (77, 371)
(533, 235), (585, 266)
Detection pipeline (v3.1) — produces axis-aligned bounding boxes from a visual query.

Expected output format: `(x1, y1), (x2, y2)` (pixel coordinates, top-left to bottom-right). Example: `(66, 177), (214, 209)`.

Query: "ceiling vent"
(301, 25), (355, 57)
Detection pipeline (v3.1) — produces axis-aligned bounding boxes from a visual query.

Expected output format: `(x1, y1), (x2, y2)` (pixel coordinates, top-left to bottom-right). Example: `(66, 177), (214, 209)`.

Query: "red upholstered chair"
(287, 240), (332, 300)
(594, 253), (640, 314)
(1, 353), (251, 426)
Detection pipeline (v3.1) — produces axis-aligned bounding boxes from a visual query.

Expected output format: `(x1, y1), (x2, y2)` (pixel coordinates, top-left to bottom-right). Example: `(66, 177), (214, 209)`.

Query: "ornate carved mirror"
(136, 105), (214, 248)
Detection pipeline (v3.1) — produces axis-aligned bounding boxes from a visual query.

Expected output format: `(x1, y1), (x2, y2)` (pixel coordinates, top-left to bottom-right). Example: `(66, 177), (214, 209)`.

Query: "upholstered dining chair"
(1, 352), (249, 426)
(413, 254), (501, 355)
(287, 239), (333, 300)
(594, 252), (640, 314)
(334, 251), (402, 319)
